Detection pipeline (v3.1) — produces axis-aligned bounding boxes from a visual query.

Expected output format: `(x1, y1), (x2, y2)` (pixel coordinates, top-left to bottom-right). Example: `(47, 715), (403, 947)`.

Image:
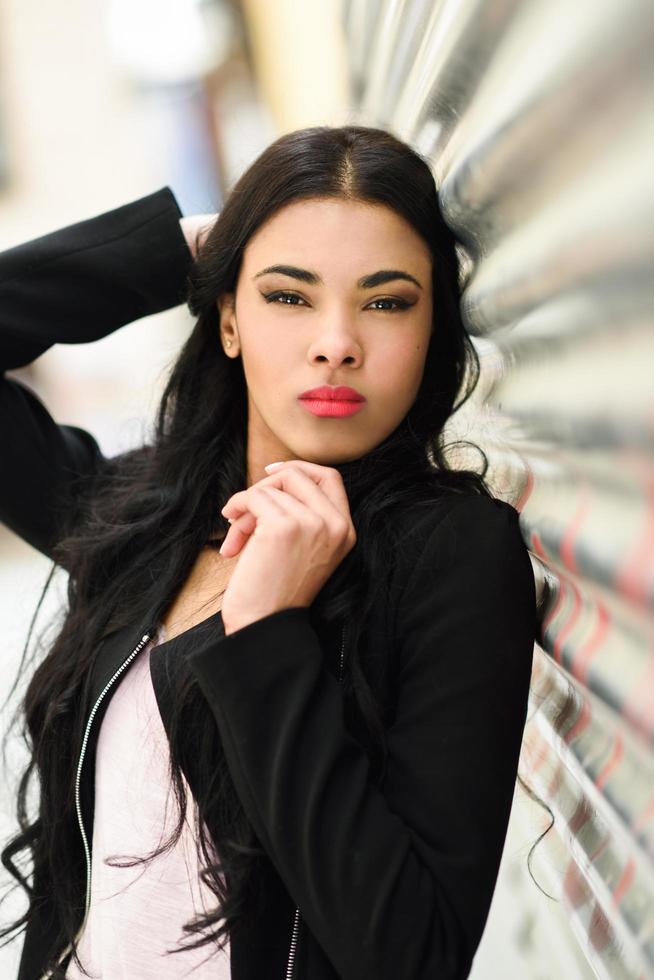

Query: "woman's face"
(217, 197), (433, 486)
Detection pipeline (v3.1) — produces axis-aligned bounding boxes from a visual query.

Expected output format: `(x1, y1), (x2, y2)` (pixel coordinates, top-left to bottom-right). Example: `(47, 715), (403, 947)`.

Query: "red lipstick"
(298, 384), (366, 418)
(299, 385), (365, 401)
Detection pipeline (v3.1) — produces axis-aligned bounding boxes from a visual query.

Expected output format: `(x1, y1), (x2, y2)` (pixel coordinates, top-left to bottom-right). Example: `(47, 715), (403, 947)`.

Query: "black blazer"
(0, 188), (537, 980)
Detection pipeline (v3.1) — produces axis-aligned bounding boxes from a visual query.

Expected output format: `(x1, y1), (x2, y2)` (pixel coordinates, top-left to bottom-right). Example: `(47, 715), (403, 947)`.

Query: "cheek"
(239, 316), (291, 370)
(372, 334), (430, 394)
(265, 340), (295, 378)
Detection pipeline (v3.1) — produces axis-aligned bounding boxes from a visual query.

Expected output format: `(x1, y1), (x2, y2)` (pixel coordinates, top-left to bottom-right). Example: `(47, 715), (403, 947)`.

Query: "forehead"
(241, 197), (432, 274)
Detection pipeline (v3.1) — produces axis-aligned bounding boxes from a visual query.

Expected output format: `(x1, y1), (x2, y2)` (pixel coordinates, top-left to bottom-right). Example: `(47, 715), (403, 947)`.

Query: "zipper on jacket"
(74, 628), (155, 930)
(285, 622), (346, 980)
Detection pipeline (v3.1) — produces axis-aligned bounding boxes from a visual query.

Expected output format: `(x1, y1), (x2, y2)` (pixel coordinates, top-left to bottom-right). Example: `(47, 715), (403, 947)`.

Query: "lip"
(299, 399), (365, 418)
(298, 385), (366, 402)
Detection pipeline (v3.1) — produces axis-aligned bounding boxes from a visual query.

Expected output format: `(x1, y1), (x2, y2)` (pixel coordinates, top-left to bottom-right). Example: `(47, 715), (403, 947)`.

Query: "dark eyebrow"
(253, 264), (422, 290)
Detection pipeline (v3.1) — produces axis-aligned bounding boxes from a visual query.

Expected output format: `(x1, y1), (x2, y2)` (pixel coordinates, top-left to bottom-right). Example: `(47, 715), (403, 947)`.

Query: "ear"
(217, 292), (239, 355)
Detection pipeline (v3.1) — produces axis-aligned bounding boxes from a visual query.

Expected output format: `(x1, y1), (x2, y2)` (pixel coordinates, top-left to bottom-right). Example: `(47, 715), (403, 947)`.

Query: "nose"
(307, 318), (362, 368)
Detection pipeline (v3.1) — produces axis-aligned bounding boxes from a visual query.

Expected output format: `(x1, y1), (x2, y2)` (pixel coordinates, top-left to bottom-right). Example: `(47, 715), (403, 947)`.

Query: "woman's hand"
(179, 214), (218, 257)
(218, 460), (356, 635)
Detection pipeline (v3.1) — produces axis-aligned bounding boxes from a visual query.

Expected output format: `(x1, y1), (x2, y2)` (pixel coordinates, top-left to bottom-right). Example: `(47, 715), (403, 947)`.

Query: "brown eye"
(367, 298), (411, 312)
(263, 291), (307, 306)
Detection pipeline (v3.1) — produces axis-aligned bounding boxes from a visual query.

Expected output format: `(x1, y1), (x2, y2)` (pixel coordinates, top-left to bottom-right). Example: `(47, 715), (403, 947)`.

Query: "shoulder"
(389, 492), (537, 674)
(393, 491), (535, 614)
(395, 491), (525, 564)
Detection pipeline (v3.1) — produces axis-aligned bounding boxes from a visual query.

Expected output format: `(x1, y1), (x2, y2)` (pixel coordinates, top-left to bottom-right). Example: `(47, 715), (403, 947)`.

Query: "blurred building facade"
(0, 1), (347, 974)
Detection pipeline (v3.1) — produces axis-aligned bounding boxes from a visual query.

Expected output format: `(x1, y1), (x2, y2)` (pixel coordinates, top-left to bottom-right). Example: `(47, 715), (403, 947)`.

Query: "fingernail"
(264, 461), (284, 471)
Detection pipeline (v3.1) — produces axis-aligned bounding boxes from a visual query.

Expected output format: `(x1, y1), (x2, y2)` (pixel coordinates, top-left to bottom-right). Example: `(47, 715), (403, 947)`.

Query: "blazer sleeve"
(0, 187), (192, 562)
(187, 494), (538, 980)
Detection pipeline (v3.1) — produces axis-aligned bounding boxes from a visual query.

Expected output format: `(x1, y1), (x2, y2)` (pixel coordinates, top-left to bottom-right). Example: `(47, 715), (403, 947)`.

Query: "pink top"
(66, 625), (231, 979)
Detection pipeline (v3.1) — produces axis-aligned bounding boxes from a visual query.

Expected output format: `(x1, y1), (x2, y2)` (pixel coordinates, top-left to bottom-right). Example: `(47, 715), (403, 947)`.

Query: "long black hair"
(0, 124), (553, 977)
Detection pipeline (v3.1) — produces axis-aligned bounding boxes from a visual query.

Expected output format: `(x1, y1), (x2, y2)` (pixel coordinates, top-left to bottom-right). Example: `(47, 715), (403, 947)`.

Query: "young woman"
(0, 125), (537, 979)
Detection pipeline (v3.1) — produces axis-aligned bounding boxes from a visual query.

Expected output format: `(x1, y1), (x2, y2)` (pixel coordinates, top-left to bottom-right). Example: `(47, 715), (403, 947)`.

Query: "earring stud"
(225, 340), (232, 348)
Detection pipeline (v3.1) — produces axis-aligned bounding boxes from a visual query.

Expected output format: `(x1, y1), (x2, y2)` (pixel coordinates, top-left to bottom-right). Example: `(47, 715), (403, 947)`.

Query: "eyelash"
(262, 290), (411, 313)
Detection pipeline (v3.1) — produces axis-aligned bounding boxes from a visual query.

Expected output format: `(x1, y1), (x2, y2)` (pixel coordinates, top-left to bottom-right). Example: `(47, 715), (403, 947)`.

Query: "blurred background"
(0, 0), (652, 977)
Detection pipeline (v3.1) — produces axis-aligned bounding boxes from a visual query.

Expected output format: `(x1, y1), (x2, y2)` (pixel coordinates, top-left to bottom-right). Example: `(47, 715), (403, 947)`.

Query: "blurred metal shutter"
(344, 1), (654, 977)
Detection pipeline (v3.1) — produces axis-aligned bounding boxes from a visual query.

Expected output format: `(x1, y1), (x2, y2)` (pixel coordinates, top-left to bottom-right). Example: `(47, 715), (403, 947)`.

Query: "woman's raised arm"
(0, 187), (193, 563)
